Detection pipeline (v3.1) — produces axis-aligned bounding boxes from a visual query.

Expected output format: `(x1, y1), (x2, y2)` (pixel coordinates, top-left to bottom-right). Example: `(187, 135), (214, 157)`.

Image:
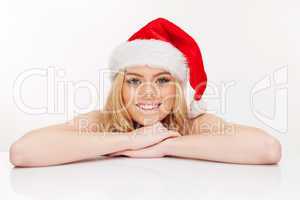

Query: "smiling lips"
(136, 103), (162, 111)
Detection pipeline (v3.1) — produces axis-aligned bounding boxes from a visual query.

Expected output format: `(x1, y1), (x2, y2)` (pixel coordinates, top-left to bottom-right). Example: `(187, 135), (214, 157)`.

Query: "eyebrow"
(125, 71), (171, 78)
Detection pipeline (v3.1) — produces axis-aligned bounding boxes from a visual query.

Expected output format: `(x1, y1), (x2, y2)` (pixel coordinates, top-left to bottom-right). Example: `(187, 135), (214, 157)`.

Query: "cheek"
(122, 85), (136, 105)
(122, 85), (130, 104)
(160, 85), (176, 109)
(122, 84), (176, 117)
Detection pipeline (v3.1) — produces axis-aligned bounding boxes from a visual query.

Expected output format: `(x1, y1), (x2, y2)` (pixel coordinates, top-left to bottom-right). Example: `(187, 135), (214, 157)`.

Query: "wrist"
(160, 136), (178, 157)
(106, 132), (133, 151)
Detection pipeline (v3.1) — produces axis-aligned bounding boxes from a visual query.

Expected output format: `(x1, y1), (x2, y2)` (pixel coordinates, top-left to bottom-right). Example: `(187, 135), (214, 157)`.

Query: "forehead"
(125, 65), (171, 77)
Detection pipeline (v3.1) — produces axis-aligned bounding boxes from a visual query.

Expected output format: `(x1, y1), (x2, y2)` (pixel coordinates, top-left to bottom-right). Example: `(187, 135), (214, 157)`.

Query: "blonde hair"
(98, 70), (191, 135)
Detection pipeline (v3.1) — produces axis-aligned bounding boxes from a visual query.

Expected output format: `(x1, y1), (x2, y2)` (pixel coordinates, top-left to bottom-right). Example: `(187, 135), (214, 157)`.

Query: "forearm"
(10, 129), (130, 167)
(163, 128), (281, 164)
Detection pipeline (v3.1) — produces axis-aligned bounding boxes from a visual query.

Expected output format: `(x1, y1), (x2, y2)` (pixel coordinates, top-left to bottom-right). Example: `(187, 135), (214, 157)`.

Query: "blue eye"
(126, 78), (141, 85)
(156, 77), (170, 84)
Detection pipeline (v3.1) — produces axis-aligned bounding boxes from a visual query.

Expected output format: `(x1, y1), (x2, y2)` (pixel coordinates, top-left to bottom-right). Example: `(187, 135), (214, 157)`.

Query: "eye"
(126, 78), (141, 86)
(156, 77), (170, 85)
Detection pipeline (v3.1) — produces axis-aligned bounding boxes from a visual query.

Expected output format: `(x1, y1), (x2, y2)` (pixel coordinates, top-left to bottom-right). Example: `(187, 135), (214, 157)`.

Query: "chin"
(134, 116), (161, 126)
(128, 104), (171, 126)
(132, 112), (169, 126)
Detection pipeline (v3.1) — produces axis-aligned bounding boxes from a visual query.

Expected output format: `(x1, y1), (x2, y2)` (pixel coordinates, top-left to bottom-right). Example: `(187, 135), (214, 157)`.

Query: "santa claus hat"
(108, 18), (207, 119)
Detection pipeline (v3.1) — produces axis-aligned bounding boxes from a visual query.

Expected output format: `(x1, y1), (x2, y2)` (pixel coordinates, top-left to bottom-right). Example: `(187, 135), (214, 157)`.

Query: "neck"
(133, 120), (143, 129)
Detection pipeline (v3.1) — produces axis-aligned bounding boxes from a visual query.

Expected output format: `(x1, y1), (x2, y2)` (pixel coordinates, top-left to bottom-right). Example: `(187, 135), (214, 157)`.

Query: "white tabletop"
(0, 151), (298, 200)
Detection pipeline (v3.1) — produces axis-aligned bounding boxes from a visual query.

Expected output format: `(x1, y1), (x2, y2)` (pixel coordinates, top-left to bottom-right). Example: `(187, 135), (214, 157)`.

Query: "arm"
(163, 131), (281, 165)
(110, 113), (282, 165)
(9, 111), (178, 167)
(9, 120), (130, 167)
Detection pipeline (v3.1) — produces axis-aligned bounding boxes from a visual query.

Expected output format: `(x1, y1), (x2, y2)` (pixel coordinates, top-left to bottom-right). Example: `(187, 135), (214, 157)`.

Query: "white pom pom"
(188, 99), (207, 119)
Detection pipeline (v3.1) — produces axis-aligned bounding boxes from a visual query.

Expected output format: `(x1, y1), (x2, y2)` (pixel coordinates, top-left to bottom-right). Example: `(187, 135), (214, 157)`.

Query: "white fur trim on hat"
(183, 68), (207, 118)
(108, 39), (188, 83)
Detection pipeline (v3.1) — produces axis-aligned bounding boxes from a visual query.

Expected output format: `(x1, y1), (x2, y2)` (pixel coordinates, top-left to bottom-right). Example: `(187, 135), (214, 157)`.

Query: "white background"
(0, 0), (298, 199)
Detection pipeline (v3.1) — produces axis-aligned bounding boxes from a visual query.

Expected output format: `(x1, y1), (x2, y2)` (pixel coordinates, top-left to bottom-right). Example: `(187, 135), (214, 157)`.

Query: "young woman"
(9, 18), (281, 167)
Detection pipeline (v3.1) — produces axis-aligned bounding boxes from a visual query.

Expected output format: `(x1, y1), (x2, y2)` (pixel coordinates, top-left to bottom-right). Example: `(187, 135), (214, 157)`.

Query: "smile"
(135, 103), (162, 111)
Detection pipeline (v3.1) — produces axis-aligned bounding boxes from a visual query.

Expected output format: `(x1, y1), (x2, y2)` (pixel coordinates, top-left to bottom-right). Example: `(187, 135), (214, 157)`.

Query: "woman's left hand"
(106, 137), (174, 158)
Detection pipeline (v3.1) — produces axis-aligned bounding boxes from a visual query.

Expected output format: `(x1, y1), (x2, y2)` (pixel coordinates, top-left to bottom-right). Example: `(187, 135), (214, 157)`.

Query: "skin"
(122, 65), (177, 126)
(109, 114), (282, 165)
(9, 65), (282, 167)
(107, 66), (282, 164)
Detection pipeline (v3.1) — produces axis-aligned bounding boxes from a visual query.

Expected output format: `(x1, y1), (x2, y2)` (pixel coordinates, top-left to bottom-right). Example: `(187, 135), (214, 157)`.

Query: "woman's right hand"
(126, 122), (180, 150)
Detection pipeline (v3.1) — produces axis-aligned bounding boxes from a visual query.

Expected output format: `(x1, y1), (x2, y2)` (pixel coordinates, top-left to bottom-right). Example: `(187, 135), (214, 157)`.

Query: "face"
(122, 65), (177, 126)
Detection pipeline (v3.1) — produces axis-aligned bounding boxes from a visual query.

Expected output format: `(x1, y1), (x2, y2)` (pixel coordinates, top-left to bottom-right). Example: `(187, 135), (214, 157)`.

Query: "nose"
(139, 82), (158, 98)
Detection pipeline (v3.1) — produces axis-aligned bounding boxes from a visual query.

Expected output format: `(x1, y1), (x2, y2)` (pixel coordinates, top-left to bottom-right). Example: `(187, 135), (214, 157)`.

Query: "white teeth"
(136, 103), (160, 110)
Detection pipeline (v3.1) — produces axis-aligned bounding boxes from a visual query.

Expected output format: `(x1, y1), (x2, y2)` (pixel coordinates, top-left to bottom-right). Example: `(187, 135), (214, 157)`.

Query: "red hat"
(108, 18), (207, 118)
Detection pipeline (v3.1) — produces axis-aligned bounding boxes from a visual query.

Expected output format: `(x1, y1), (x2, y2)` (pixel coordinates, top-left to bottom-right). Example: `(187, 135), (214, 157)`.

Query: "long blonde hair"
(99, 70), (191, 135)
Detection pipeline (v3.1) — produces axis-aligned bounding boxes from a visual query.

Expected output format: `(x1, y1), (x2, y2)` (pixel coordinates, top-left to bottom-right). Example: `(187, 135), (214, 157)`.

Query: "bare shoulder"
(189, 113), (227, 135)
(65, 110), (108, 132)
(189, 112), (263, 135)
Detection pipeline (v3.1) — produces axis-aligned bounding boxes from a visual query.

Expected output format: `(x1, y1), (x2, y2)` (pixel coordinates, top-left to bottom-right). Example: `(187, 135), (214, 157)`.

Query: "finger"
(161, 131), (180, 139)
(129, 148), (162, 158)
(167, 131), (180, 136)
(105, 153), (119, 157)
(113, 150), (138, 157)
(107, 151), (125, 157)
(125, 150), (151, 158)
